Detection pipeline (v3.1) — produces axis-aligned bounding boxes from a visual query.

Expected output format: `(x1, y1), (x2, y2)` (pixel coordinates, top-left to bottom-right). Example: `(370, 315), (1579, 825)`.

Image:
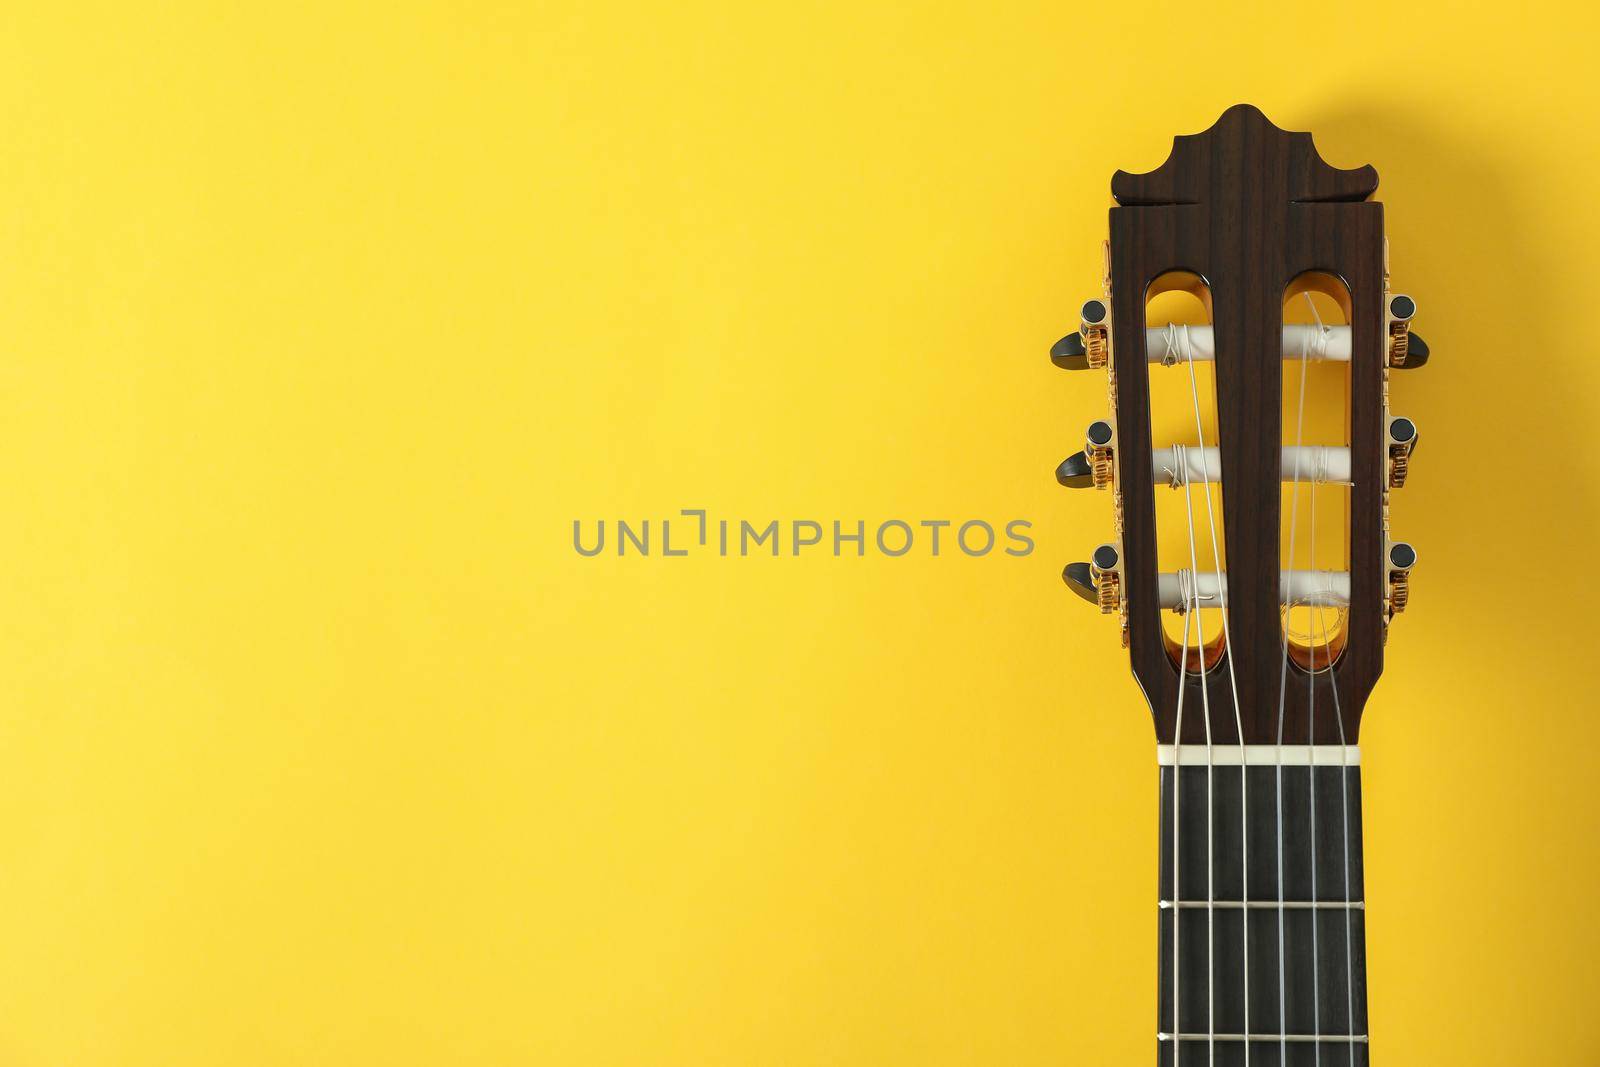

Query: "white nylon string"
(1312, 498), (1357, 1066)
(1171, 569), (1194, 1067)
(1159, 308), (1357, 1052)
(1299, 298), (1358, 1064)
(1170, 324), (1251, 1065)
(1277, 294), (1358, 1063)
(1305, 476), (1323, 1064)
(1176, 468), (1215, 1064)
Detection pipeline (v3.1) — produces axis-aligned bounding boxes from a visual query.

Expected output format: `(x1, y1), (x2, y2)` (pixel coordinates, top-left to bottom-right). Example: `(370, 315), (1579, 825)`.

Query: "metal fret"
(1157, 763), (1369, 1053)
(1159, 1033), (1368, 1043)
(1160, 900), (1363, 910)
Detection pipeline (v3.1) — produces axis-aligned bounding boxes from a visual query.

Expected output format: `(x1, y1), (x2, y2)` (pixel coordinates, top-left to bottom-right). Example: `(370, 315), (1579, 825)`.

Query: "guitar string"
(1299, 296), (1333, 1064)
(1174, 323), (1251, 1064)
(1311, 495), (1358, 1064)
(1175, 455), (1214, 1064)
(1305, 471), (1323, 1067)
(1171, 565), (1194, 1066)
(1275, 297), (1320, 1064)
(1161, 404), (1208, 1058)
(1299, 295), (1359, 1063)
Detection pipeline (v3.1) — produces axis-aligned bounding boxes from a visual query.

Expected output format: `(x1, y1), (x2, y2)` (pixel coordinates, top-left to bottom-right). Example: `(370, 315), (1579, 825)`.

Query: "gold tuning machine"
(1387, 415), (1418, 489)
(1386, 541), (1416, 618)
(1385, 294), (1417, 368)
(1088, 543), (1123, 616)
(1063, 542), (1123, 616)
(1055, 420), (1117, 490)
(1085, 420), (1115, 489)
(1048, 298), (1114, 372)
(1080, 299), (1110, 369)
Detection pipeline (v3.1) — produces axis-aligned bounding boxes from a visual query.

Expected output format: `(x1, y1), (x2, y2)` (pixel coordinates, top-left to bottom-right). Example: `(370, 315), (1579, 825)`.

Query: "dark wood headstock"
(1056, 105), (1427, 746)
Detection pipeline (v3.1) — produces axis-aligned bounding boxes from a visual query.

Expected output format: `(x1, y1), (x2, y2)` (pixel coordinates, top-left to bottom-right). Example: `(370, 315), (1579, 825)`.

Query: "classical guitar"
(1052, 105), (1429, 1066)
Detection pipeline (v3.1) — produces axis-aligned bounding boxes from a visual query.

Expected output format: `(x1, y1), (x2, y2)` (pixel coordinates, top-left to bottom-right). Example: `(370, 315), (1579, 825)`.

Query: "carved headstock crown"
(1055, 106), (1428, 746)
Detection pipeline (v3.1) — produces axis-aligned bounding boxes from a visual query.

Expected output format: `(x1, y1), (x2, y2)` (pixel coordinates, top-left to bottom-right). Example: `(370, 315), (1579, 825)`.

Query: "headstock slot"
(1144, 273), (1229, 671)
(1280, 273), (1353, 671)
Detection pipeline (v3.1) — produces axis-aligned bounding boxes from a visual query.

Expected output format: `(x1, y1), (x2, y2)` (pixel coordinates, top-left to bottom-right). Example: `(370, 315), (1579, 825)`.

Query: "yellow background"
(2, 2), (1596, 1064)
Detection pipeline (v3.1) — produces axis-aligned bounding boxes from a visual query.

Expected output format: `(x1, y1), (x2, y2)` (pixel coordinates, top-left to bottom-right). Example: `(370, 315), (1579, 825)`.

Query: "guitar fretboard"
(1157, 758), (1367, 1067)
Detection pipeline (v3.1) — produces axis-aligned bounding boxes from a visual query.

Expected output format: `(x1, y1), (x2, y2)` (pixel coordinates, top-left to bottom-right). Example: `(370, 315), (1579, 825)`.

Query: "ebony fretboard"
(1157, 760), (1367, 1067)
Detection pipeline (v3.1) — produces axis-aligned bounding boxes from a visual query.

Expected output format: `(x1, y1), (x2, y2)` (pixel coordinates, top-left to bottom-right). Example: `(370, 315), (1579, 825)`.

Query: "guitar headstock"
(1054, 105), (1429, 746)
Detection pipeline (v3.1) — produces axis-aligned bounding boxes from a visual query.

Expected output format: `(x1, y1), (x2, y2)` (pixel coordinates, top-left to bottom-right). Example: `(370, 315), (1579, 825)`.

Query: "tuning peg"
(1386, 294), (1427, 368)
(1065, 545), (1128, 646)
(1386, 541), (1416, 617)
(1050, 332), (1089, 370)
(1050, 299), (1111, 370)
(1056, 452), (1093, 487)
(1061, 543), (1121, 613)
(1063, 561), (1097, 602)
(1387, 416), (1419, 488)
(1056, 420), (1116, 488)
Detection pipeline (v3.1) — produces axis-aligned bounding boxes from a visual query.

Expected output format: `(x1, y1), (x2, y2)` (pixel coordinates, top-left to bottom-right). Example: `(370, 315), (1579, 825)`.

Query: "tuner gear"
(1054, 421), (1118, 489)
(1388, 572), (1410, 615)
(1395, 331), (1429, 368)
(1089, 543), (1121, 615)
(1080, 298), (1110, 370)
(1086, 419), (1115, 489)
(1097, 571), (1120, 614)
(1064, 545), (1124, 618)
(1386, 541), (1416, 617)
(1387, 415), (1418, 488)
(1385, 292), (1417, 368)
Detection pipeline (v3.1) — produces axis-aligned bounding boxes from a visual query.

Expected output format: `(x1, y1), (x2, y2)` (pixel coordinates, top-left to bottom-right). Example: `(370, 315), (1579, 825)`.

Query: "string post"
(1161, 443), (1189, 489)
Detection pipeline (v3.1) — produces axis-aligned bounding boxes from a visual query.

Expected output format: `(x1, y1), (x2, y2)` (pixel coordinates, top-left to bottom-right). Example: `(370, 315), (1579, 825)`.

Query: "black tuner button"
(1398, 331), (1429, 368)
(1050, 332), (1089, 370)
(1086, 420), (1114, 446)
(1080, 299), (1108, 326)
(1389, 542), (1417, 570)
(1056, 451), (1094, 487)
(1392, 416), (1418, 460)
(1091, 543), (1119, 570)
(1389, 294), (1416, 320)
(1063, 562), (1098, 603)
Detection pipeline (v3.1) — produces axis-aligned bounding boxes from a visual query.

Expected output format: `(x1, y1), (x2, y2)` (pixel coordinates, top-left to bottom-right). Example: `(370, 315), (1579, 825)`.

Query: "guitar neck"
(1051, 108), (1431, 1063)
(1157, 748), (1368, 1066)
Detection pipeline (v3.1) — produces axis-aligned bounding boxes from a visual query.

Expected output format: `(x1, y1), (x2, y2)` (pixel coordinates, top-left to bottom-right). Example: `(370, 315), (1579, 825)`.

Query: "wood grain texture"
(1109, 105), (1386, 746)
